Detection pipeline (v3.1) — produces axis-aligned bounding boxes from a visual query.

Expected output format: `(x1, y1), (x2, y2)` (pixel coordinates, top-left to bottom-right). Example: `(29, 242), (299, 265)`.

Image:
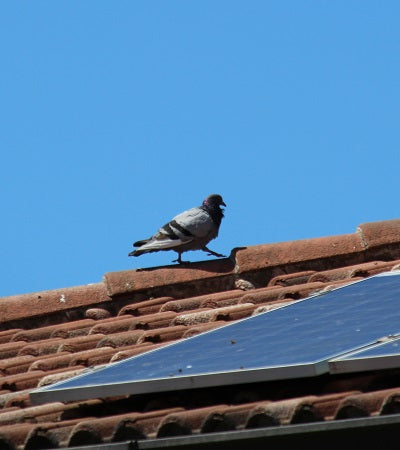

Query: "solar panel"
(329, 335), (400, 374)
(31, 271), (400, 404)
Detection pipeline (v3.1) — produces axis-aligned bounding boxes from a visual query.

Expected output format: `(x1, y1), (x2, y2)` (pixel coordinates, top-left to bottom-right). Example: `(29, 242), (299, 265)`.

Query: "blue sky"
(1, 1), (399, 296)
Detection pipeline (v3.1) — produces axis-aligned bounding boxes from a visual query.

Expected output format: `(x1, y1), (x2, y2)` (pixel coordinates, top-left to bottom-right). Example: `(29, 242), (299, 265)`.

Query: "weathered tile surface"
(0, 219), (399, 448)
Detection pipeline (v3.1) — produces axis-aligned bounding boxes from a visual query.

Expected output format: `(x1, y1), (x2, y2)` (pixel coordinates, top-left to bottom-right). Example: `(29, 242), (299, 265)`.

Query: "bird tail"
(133, 239), (149, 247)
(129, 249), (146, 257)
(129, 238), (151, 257)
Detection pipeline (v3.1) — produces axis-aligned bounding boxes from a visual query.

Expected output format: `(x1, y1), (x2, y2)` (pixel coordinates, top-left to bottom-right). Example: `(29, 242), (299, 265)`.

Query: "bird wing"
(133, 233), (193, 252)
(172, 207), (214, 238)
(134, 207), (213, 253)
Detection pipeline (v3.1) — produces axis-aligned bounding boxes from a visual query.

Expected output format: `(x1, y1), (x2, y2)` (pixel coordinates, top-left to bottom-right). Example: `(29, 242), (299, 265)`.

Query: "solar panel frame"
(329, 335), (400, 374)
(31, 271), (400, 405)
(32, 361), (329, 404)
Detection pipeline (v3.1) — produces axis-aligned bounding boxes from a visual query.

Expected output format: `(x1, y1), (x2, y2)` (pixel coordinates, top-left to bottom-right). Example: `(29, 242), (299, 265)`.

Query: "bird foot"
(207, 252), (226, 258)
(203, 247), (226, 258)
(172, 257), (191, 264)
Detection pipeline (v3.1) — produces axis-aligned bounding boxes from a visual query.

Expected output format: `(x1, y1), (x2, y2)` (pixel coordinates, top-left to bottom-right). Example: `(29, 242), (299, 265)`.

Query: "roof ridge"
(0, 219), (399, 329)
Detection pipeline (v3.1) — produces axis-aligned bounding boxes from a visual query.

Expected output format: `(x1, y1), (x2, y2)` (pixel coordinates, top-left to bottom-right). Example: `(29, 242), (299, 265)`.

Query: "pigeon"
(129, 194), (227, 264)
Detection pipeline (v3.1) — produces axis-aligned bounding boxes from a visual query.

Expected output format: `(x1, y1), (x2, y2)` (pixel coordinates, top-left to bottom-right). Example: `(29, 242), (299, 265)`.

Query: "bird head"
(203, 194), (226, 209)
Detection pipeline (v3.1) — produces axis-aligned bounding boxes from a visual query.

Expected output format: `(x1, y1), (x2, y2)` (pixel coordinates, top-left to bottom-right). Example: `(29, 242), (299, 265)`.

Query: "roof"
(0, 219), (400, 449)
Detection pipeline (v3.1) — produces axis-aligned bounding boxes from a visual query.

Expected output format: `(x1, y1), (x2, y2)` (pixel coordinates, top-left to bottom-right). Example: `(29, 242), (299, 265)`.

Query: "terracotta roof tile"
(11, 319), (96, 342)
(25, 353), (72, 373)
(156, 405), (229, 437)
(103, 258), (235, 297)
(37, 367), (89, 388)
(24, 419), (86, 450)
(160, 290), (245, 313)
(71, 346), (131, 367)
(0, 329), (23, 344)
(0, 219), (399, 448)
(118, 296), (174, 316)
(288, 391), (360, 422)
(357, 219), (400, 249)
(308, 261), (400, 283)
(110, 342), (166, 363)
(0, 341), (31, 359)
(129, 311), (179, 330)
(201, 402), (264, 433)
(0, 423), (39, 449)
(268, 271), (317, 287)
(335, 388), (400, 419)
(57, 334), (106, 353)
(0, 390), (32, 408)
(173, 303), (256, 326)
(29, 352), (80, 372)
(97, 330), (144, 348)
(3, 392), (31, 409)
(0, 283), (111, 326)
(248, 397), (321, 426)
(195, 290), (245, 308)
(381, 390), (400, 414)
(0, 402), (67, 426)
(137, 325), (188, 344)
(252, 301), (295, 314)
(88, 316), (139, 335)
(234, 278), (256, 290)
(69, 408), (184, 445)
(18, 337), (64, 357)
(0, 370), (43, 391)
(114, 408), (187, 441)
(239, 281), (326, 304)
(182, 321), (227, 338)
(0, 355), (36, 375)
(160, 298), (207, 313)
(234, 233), (364, 274)
(85, 308), (112, 320)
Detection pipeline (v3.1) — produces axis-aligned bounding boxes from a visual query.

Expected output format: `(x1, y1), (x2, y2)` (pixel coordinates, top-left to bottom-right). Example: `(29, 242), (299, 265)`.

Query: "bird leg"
(202, 246), (226, 258)
(172, 252), (190, 264)
(172, 252), (182, 263)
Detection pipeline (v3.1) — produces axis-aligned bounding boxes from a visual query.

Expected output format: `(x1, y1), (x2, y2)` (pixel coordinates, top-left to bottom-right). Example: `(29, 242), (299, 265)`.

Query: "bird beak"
(221, 201), (226, 207)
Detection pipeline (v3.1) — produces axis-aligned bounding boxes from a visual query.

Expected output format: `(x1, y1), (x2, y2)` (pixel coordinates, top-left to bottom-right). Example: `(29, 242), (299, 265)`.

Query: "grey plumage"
(129, 194), (226, 263)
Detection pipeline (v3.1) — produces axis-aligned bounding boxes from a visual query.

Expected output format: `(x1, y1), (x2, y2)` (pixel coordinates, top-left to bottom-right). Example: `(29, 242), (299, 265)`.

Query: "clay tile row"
(21, 387), (400, 446)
